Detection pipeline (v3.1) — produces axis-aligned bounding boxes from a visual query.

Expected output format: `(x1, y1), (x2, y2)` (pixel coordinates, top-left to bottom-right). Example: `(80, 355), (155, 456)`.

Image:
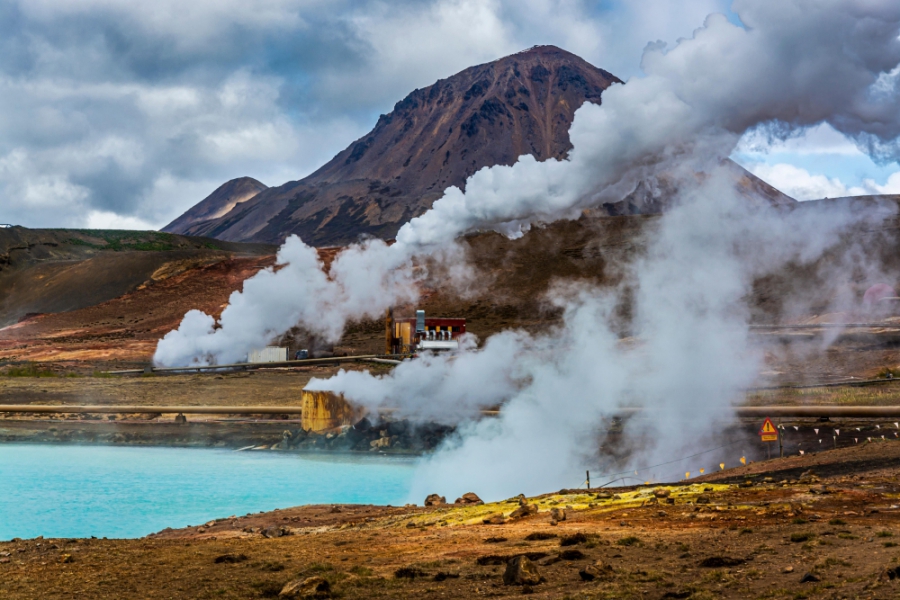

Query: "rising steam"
(156, 1), (900, 498)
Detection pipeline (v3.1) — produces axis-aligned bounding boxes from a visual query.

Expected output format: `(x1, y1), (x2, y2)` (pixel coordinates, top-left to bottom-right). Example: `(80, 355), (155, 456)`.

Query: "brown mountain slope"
(0, 227), (275, 329)
(180, 45), (623, 246)
(162, 177), (268, 235)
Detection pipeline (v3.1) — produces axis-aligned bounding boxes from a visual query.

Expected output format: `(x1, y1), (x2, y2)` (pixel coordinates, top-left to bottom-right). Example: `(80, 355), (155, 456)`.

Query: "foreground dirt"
(3, 442), (900, 600)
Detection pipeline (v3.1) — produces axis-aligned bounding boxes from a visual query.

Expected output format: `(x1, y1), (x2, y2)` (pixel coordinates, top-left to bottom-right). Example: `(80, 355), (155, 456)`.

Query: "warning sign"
(759, 417), (778, 442)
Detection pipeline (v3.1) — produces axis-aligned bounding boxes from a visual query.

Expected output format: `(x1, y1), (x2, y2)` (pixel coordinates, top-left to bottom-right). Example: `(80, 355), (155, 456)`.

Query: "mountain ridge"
(167, 45), (624, 245)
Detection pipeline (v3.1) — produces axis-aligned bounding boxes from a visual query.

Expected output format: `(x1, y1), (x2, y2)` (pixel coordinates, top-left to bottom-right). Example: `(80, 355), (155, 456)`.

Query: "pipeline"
(2, 405), (900, 418)
(102, 354), (414, 375)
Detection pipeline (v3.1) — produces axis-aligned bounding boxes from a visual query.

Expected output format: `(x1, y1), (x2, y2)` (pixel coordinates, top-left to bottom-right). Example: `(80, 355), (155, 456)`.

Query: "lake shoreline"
(0, 416), (444, 455)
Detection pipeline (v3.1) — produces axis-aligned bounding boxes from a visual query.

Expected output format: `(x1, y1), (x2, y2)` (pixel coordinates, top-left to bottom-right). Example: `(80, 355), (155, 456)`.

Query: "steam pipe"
(2, 405), (900, 418)
(103, 354), (387, 375)
(0, 405), (305, 414)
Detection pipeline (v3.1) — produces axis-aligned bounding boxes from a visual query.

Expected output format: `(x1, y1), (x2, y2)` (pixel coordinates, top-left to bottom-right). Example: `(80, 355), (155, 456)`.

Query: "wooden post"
(586, 470), (590, 490)
(779, 429), (783, 458)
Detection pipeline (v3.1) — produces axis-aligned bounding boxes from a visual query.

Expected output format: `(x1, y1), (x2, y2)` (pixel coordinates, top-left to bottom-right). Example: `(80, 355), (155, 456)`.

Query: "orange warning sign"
(759, 417), (778, 442)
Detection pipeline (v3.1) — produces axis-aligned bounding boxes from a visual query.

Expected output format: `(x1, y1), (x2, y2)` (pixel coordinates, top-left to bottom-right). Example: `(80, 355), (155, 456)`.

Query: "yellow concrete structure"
(300, 390), (363, 433)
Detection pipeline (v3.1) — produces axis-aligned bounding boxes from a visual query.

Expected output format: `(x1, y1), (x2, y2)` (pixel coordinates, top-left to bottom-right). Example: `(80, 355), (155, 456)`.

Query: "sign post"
(759, 417), (778, 459)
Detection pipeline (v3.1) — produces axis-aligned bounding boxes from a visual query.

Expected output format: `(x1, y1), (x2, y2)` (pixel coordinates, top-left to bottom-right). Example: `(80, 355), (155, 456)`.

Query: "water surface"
(0, 444), (416, 539)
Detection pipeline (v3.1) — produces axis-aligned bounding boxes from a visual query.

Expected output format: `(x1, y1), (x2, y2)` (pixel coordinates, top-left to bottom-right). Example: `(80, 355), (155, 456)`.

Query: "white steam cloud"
(156, 1), (900, 498)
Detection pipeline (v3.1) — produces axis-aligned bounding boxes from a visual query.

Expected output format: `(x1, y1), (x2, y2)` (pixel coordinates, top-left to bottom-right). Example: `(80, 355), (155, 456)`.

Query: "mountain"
(172, 45), (623, 246)
(162, 177), (268, 235)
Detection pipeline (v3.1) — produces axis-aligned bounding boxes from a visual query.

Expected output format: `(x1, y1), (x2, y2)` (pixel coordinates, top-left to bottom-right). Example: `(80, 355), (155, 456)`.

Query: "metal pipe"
(749, 323), (900, 329)
(0, 405), (304, 414)
(749, 377), (900, 391)
(362, 358), (403, 365)
(734, 406), (900, 418)
(103, 354), (384, 375)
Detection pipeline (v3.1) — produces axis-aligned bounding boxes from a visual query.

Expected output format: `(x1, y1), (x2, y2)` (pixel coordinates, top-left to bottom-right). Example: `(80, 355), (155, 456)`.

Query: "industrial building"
(385, 309), (465, 354)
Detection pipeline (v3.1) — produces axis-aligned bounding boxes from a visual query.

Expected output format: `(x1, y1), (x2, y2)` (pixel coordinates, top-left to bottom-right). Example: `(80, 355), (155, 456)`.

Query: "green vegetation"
(616, 536), (641, 546)
(2, 363), (56, 377)
(790, 532), (814, 543)
(828, 518), (846, 526)
(62, 230), (178, 252)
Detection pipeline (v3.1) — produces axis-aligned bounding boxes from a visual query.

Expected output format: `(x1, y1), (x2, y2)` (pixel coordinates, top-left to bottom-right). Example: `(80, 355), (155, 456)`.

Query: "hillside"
(0, 227), (275, 330)
(170, 45), (624, 246)
(162, 177), (268, 235)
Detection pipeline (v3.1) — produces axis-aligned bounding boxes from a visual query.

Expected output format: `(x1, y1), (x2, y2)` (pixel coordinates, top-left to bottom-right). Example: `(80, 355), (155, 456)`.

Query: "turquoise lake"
(0, 444), (417, 540)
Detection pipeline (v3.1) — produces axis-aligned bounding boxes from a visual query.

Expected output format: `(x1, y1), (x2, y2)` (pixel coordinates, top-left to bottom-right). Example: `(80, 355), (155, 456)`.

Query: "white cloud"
(749, 162), (900, 201)
(737, 123), (865, 157)
(85, 210), (157, 230)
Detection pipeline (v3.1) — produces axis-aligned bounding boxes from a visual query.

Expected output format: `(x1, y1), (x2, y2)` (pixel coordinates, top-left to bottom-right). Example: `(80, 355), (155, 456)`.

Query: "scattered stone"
(550, 508), (566, 522)
(696, 495), (712, 505)
(560, 533), (588, 546)
(424, 494), (446, 507)
(549, 520), (558, 526)
(653, 488), (670, 499)
(595, 492), (612, 500)
(455, 492), (483, 505)
(394, 566), (426, 579)
(502, 555), (543, 586)
(798, 471), (820, 484)
(882, 566), (900, 581)
(0, 558), (9, 564)
(800, 572), (821, 584)
(510, 504), (538, 519)
(214, 553), (248, 564)
(329, 506), (342, 513)
(559, 549), (585, 560)
(278, 576), (331, 598)
(783, 566), (794, 573)
(809, 485), (830, 495)
(699, 556), (745, 568)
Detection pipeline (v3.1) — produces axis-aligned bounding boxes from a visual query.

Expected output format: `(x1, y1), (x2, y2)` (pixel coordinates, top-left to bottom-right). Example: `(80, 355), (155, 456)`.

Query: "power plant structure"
(385, 308), (466, 354)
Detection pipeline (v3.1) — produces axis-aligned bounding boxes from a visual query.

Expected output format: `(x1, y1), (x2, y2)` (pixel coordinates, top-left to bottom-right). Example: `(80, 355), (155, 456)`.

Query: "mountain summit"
(165, 46), (623, 245)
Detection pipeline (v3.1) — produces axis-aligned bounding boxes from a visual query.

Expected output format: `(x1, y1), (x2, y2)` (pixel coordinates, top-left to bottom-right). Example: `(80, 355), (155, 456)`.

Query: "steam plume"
(156, 1), (900, 497)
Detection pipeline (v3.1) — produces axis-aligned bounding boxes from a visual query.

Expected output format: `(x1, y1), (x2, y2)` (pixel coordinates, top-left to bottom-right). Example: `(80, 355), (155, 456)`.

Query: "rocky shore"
(0, 414), (455, 454)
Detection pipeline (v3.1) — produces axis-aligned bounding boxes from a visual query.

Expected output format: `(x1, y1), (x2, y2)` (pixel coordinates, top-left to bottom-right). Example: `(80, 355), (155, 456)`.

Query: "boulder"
(279, 576), (331, 598)
(455, 492), (483, 505)
(370, 436), (391, 449)
(483, 514), (508, 525)
(550, 508), (566, 522)
(653, 488), (670, 499)
(262, 526), (291, 538)
(579, 560), (612, 581)
(510, 504), (538, 519)
(503, 555), (543, 586)
(424, 494), (446, 507)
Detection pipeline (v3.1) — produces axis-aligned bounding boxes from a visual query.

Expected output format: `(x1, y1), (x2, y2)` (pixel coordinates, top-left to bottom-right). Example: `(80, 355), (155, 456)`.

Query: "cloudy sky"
(1, 0), (897, 230)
